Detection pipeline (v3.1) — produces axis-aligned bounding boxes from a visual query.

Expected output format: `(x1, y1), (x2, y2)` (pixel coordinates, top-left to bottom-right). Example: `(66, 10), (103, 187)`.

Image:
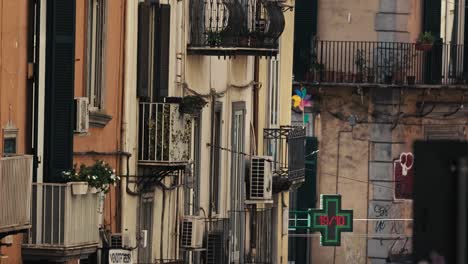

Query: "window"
(3, 122), (18, 156)
(211, 103), (222, 213)
(230, 102), (246, 263)
(137, 2), (170, 101)
(267, 56), (280, 128)
(86, 0), (106, 110)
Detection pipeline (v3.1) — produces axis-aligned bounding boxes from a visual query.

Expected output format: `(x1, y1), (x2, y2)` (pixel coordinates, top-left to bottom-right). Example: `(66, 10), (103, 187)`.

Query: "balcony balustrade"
(263, 126), (306, 192)
(23, 183), (99, 261)
(0, 155), (33, 236)
(138, 102), (192, 167)
(302, 40), (467, 86)
(188, 0), (285, 56)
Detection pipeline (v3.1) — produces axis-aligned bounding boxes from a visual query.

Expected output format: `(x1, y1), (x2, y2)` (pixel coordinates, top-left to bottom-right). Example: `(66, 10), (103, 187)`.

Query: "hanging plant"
(179, 95), (208, 115)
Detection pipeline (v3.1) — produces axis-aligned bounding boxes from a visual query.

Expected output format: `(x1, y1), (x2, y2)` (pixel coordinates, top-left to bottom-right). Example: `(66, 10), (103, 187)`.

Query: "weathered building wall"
(311, 85), (468, 263)
(73, 0), (125, 234)
(0, 1), (30, 263)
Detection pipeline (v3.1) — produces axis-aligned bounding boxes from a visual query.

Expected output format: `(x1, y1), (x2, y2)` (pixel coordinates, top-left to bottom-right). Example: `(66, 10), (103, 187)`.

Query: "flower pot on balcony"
(367, 75), (375, 83)
(407, 76), (416, 85)
(355, 73), (364, 83)
(88, 187), (99, 194)
(415, 43), (433, 52)
(394, 72), (405, 85)
(384, 74), (393, 84)
(70, 182), (88, 195)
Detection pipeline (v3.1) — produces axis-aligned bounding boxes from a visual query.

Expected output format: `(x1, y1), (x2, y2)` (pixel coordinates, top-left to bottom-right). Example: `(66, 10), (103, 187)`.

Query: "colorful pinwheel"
(291, 87), (312, 111)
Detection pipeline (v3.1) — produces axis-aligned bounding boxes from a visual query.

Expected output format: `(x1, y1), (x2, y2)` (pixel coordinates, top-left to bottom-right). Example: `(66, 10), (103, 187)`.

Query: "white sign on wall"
(109, 249), (132, 264)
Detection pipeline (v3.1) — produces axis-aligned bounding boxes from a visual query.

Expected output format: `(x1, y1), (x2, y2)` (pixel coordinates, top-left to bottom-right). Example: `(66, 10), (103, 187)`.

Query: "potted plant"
(416, 31), (435, 51)
(407, 75), (416, 85)
(179, 95), (208, 115)
(366, 67), (375, 83)
(206, 31), (222, 47)
(62, 165), (88, 195)
(62, 160), (119, 194)
(354, 49), (367, 83)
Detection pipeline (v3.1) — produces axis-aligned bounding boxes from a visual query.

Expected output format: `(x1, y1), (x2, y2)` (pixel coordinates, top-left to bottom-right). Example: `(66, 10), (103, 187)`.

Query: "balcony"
(22, 183), (99, 262)
(188, 0), (285, 56)
(0, 156), (33, 236)
(263, 126), (306, 192)
(301, 40), (468, 86)
(204, 209), (273, 264)
(138, 102), (192, 167)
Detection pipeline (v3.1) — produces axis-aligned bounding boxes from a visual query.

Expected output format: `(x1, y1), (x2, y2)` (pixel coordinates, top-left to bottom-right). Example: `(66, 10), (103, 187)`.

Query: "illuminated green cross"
(309, 194), (353, 246)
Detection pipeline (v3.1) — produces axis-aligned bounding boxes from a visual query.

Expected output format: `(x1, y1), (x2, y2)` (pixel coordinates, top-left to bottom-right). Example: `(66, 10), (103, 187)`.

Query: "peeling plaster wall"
(310, 86), (468, 263)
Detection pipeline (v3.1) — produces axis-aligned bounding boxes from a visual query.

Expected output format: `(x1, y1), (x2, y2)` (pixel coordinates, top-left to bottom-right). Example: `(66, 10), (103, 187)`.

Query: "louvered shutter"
(44, 0), (75, 182)
(293, 0), (317, 81)
(422, 0), (441, 37)
(153, 4), (170, 101)
(137, 2), (150, 99)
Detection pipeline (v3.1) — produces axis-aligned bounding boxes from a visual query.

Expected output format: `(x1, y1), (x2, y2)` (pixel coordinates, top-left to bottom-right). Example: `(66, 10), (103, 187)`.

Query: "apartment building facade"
(120, 0), (302, 263)
(0, 0), (302, 263)
(291, 0), (468, 263)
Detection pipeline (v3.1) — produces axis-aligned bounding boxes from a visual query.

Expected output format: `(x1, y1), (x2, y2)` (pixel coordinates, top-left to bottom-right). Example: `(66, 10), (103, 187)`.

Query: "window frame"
(86, 0), (107, 111)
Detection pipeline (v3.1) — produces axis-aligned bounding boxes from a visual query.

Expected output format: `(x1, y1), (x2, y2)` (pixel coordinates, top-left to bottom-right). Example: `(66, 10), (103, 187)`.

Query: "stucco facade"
(308, 85), (468, 263)
(0, 1), (31, 263)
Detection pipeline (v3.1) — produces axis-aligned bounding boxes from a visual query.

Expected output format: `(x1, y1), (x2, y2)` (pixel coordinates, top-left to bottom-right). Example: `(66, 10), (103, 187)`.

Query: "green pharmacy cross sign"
(289, 194), (353, 247)
(310, 194), (353, 246)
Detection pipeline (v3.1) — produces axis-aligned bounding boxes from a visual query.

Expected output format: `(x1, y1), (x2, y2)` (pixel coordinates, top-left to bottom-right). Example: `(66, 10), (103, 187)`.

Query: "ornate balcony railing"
(188, 0), (285, 56)
(23, 183), (99, 261)
(138, 102), (192, 166)
(301, 40), (467, 86)
(263, 126), (306, 192)
(0, 156), (33, 235)
(203, 209), (273, 264)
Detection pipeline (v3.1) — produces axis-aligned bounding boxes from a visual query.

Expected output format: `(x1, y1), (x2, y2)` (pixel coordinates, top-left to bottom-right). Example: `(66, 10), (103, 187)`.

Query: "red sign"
(394, 152), (414, 200)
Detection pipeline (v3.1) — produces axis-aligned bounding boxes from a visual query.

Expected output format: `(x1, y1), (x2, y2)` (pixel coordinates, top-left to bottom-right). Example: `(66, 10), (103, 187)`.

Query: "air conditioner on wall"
(246, 156), (273, 203)
(74, 97), (89, 133)
(180, 216), (204, 249)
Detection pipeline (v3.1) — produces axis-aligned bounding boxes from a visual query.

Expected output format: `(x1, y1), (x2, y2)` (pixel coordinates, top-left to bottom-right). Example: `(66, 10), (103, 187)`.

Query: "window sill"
(89, 111), (112, 128)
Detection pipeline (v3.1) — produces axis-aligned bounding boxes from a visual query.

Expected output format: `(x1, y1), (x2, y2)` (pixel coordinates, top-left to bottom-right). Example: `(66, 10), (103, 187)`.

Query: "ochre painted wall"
(0, 0), (30, 263)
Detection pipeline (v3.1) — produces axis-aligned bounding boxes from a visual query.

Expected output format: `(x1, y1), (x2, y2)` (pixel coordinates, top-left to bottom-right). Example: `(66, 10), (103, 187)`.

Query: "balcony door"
(137, 2), (170, 102)
(230, 103), (246, 264)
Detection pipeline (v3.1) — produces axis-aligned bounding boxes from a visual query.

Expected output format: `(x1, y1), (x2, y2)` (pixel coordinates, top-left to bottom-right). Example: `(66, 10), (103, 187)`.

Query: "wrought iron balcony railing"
(188, 0), (285, 56)
(203, 209), (273, 264)
(301, 40), (467, 86)
(0, 156), (33, 235)
(263, 126), (306, 192)
(138, 102), (192, 166)
(23, 183), (99, 261)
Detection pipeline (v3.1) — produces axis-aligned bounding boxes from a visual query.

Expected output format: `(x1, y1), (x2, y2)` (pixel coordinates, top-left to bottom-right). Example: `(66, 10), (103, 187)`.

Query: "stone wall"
(310, 85), (468, 263)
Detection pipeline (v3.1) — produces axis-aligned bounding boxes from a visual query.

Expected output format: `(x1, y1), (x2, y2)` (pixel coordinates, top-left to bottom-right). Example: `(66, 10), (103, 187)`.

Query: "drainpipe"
(209, 92), (215, 220)
(32, 0), (42, 181)
(253, 57), (260, 152)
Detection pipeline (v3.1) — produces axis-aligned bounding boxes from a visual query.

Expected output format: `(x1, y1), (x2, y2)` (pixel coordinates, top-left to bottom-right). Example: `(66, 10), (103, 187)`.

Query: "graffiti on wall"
(394, 152), (414, 200)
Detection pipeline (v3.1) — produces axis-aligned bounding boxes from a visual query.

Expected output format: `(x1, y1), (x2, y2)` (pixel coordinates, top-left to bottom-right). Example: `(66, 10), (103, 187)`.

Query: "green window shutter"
(137, 2), (151, 99)
(153, 4), (170, 101)
(44, 0), (75, 182)
(293, 0), (318, 81)
(422, 0), (441, 38)
(296, 137), (318, 209)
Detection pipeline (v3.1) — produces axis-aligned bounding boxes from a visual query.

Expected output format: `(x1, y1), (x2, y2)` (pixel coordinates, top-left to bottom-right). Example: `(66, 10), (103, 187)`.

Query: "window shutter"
(293, 0), (317, 81)
(137, 2), (151, 99)
(153, 4), (170, 101)
(44, 0), (75, 182)
(422, 0), (441, 37)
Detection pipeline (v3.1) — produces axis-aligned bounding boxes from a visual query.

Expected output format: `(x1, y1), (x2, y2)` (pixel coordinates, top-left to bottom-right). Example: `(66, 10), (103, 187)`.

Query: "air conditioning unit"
(181, 216), (204, 249)
(247, 156), (273, 203)
(74, 97), (89, 133)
